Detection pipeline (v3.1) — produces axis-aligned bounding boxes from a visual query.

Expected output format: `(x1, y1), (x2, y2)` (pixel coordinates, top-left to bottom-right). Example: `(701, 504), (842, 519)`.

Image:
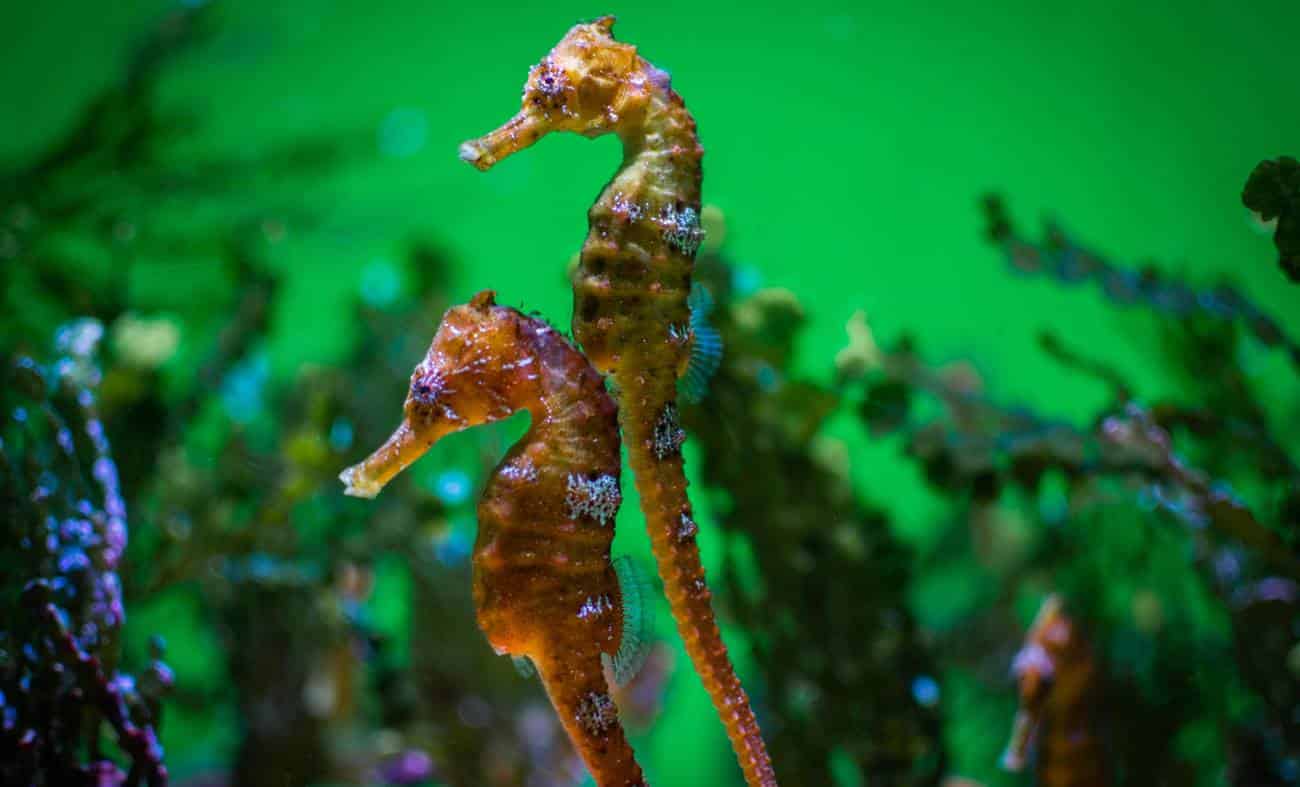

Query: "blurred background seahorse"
(1002, 595), (1107, 787)
(460, 18), (776, 786)
(340, 291), (649, 786)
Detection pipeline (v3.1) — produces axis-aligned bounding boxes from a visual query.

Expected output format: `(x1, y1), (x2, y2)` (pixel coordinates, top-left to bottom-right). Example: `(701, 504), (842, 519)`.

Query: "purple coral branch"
(36, 595), (167, 787)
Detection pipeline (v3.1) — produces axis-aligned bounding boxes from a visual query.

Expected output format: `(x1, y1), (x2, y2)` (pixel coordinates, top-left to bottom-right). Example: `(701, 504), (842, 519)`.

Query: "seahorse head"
(459, 16), (668, 171)
(1012, 595), (1068, 710)
(340, 290), (538, 498)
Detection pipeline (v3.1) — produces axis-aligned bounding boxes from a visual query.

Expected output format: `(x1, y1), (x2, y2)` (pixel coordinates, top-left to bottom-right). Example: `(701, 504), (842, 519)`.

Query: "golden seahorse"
(460, 17), (776, 786)
(1002, 594), (1108, 787)
(341, 291), (648, 786)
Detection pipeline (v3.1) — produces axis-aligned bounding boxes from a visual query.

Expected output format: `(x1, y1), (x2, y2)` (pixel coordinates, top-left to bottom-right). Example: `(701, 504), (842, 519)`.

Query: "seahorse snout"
(339, 421), (430, 499)
(459, 112), (549, 172)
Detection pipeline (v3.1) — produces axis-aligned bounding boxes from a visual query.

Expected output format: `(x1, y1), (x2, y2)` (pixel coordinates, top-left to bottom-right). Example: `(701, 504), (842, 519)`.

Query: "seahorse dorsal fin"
(602, 555), (652, 686)
(511, 655), (536, 680)
(678, 283), (723, 403)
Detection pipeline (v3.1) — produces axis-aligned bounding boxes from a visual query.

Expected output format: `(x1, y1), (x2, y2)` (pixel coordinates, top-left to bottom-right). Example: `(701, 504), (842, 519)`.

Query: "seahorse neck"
(598, 94), (703, 222)
(521, 324), (621, 467)
(575, 93), (703, 375)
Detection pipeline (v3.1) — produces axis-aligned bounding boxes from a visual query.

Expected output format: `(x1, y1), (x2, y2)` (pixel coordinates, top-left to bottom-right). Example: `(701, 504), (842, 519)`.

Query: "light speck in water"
(433, 469), (472, 506)
(911, 675), (940, 707)
(360, 257), (402, 308)
(328, 417), (354, 451)
(378, 107), (428, 158)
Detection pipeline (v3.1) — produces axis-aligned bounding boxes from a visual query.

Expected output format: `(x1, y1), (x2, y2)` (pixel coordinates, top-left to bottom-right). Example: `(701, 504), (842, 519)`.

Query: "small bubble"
(220, 350), (269, 424)
(435, 525), (471, 565)
(434, 469), (472, 506)
(910, 675), (940, 707)
(328, 418), (354, 451)
(360, 258), (402, 308)
(731, 265), (763, 297)
(378, 107), (429, 158)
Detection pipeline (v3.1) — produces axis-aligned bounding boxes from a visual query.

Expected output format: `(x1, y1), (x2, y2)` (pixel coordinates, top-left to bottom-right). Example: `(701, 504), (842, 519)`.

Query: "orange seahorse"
(1001, 594), (1107, 787)
(460, 17), (777, 786)
(340, 291), (648, 786)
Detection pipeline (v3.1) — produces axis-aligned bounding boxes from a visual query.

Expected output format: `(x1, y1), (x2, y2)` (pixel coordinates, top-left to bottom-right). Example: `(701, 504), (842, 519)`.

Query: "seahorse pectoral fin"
(512, 655), (537, 679)
(459, 111), (549, 172)
(679, 283), (723, 404)
(340, 420), (443, 498)
(603, 555), (653, 686)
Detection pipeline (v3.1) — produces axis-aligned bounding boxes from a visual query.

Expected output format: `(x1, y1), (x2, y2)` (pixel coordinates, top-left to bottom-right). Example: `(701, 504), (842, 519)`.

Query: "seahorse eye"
(529, 60), (572, 114)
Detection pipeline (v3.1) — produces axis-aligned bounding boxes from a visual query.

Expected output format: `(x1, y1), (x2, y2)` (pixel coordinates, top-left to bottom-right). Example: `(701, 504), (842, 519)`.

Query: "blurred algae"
(2, 6), (610, 785)
(683, 240), (947, 786)
(1242, 156), (1300, 284)
(832, 196), (1299, 784)
(1, 6), (1298, 787)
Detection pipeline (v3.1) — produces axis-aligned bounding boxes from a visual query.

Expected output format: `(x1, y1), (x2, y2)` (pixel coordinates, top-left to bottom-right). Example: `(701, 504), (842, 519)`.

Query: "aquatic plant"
(981, 195), (1300, 368)
(1242, 156), (1300, 283)
(2, 6), (599, 782)
(849, 315), (1297, 781)
(840, 194), (1300, 783)
(684, 242), (948, 785)
(461, 18), (776, 785)
(0, 3), (363, 358)
(343, 291), (649, 784)
(7, 5), (1297, 785)
(976, 196), (1298, 551)
(1, 322), (172, 786)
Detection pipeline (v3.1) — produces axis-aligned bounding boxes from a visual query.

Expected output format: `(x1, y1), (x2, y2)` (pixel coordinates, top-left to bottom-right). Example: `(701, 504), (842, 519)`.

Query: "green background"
(4, 1), (1297, 783)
